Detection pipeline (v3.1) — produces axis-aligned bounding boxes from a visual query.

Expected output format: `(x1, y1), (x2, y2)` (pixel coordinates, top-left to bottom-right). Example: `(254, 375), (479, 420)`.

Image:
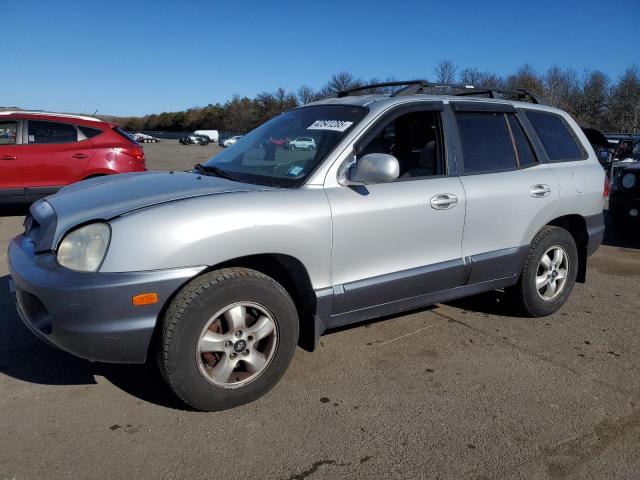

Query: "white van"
(193, 130), (219, 142)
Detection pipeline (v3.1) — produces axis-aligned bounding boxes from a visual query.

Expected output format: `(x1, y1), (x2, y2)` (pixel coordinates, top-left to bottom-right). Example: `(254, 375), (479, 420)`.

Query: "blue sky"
(2, 0), (638, 116)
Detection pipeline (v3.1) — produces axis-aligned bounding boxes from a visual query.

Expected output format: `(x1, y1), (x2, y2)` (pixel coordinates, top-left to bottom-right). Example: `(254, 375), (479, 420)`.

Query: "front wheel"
(507, 226), (578, 317)
(158, 268), (299, 411)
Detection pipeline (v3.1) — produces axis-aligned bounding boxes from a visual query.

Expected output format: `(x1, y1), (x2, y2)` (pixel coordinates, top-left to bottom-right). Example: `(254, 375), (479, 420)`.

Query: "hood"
(29, 171), (274, 252)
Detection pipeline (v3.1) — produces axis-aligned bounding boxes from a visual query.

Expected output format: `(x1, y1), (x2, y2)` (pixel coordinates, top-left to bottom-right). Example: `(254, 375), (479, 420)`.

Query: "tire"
(508, 226), (578, 317)
(158, 268), (299, 411)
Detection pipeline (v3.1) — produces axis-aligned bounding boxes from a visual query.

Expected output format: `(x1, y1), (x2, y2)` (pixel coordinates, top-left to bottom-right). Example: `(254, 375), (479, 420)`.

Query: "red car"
(0, 111), (146, 204)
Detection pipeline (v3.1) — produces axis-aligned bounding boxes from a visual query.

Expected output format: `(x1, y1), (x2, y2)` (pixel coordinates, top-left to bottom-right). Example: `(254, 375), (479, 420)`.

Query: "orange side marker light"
(132, 292), (159, 306)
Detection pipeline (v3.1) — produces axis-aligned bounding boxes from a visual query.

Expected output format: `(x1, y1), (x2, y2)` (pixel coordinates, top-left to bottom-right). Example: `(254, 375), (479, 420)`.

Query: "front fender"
(100, 188), (333, 289)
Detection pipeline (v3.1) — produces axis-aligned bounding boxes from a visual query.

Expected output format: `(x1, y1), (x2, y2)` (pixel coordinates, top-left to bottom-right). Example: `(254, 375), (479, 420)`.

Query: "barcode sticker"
(307, 120), (353, 132)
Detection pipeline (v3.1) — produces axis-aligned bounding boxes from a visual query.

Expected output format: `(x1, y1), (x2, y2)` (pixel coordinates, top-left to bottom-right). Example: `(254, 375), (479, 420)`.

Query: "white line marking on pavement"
(379, 324), (435, 346)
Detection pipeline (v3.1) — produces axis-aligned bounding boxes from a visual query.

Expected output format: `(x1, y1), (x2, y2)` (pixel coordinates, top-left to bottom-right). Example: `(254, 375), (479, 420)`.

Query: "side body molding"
(308, 246), (528, 349)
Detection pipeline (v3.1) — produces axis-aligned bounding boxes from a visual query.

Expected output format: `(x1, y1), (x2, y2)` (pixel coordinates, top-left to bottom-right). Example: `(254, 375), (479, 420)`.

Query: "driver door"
(325, 104), (467, 320)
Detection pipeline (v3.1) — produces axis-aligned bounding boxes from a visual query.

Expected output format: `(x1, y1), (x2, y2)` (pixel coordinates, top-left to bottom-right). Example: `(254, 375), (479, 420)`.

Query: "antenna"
(92, 108), (99, 117)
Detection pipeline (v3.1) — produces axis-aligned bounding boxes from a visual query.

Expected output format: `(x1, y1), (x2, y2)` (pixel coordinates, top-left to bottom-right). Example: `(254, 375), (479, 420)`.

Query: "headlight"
(621, 173), (636, 189)
(57, 222), (111, 272)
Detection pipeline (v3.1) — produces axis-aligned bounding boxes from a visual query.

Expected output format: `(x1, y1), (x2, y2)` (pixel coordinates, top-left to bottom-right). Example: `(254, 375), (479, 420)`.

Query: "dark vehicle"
(179, 134), (210, 145)
(583, 128), (614, 170)
(609, 163), (640, 234)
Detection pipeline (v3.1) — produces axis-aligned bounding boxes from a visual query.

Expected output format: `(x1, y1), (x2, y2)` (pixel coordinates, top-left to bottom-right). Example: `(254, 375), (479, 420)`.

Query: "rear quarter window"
(525, 110), (586, 162)
(78, 125), (103, 139)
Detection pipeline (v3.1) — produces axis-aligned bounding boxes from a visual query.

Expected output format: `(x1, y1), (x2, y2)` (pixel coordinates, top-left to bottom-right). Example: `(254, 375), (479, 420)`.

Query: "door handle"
(0, 155), (17, 161)
(430, 193), (458, 210)
(530, 184), (552, 198)
(72, 153), (89, 159)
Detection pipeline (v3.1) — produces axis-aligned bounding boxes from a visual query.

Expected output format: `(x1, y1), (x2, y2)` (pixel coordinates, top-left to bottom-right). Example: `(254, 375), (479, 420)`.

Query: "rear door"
(21, 119), (95, 193)
(0, 119), (24, 198)
(451, 102), (560, 283)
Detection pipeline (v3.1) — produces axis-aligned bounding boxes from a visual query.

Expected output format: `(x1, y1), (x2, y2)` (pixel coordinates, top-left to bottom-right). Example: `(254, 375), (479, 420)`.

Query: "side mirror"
(345, 153), (400, 185)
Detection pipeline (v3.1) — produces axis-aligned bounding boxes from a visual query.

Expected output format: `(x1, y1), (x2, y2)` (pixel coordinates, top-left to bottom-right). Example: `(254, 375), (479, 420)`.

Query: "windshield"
(203, 105), (367, 187)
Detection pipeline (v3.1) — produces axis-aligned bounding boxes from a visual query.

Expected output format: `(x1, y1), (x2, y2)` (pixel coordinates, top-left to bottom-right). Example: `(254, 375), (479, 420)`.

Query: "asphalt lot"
(1, 141), (639, 479)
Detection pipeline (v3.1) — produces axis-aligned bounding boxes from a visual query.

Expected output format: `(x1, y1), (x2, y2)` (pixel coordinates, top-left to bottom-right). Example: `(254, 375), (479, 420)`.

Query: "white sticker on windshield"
(288, 165), (304, 176)
(307, 120), (353, 132)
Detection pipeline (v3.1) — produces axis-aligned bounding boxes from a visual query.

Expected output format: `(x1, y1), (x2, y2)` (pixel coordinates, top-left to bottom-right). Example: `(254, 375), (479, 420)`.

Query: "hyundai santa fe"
(8, 82), (606, 411)
(0, 111), (146, 204)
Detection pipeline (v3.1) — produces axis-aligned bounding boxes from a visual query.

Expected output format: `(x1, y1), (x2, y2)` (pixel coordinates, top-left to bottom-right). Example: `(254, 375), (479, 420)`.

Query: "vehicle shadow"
(0, 275), (189, 410)
(444, 289), (520, 317)
(0, 204), (29, 217)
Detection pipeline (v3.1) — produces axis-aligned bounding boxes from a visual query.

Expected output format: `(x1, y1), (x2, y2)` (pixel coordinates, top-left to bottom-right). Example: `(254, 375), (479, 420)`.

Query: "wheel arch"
(81, 168), (117, 179)
(169, 253), (319, 353)
(542, 214), (589, 283)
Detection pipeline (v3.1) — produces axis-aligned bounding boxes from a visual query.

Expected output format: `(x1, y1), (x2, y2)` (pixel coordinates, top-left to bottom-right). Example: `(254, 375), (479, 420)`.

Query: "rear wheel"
(508, 226), (578, 317)
(158, 268), (299, 411)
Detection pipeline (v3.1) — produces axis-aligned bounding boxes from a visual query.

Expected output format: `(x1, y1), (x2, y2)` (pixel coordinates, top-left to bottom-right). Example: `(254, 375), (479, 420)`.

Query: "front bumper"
(8, 235), (205, 363)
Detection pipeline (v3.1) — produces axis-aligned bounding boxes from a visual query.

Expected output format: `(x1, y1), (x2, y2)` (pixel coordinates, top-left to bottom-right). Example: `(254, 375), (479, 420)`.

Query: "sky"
(2, 0), (639, 116)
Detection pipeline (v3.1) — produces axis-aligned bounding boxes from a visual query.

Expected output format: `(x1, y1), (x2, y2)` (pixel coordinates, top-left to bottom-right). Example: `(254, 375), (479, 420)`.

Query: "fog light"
(630, 209), (638, 217)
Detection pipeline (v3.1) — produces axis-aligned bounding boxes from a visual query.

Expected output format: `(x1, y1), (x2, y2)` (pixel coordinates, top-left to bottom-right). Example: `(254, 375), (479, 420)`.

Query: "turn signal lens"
(132, 293), (158, 306)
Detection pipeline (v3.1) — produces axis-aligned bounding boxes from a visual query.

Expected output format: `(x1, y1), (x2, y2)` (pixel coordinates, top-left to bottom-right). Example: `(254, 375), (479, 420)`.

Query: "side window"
(456, 112), (516, 174)
(78, 125), (103, 139)
(0, 121), (18, 145)
(357, 110), (445, 179)
(507, 115), (538, 167)
(525, 111), (584, 161)
(28, 120), (78, 144)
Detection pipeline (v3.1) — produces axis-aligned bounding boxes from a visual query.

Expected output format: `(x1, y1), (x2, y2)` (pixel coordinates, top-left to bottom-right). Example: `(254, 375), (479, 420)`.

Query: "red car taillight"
(603, 174), (610, 197)
(119, 147), (145, 164)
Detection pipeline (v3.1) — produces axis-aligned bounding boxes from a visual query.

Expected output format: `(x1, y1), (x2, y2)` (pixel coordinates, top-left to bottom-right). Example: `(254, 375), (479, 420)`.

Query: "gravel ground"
(0, 140), (638, 480)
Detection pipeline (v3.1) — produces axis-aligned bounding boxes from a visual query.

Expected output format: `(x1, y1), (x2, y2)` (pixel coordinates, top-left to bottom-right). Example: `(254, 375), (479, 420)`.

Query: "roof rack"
(454, 88), (541, 104)
(335, 80), (541, 104)
(336, 80), (429, 98)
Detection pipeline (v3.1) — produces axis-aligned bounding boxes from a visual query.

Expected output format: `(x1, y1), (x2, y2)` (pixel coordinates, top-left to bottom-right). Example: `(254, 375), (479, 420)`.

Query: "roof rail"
(336, 80), (428, 98)
(454, 88), (542, 104)
(335, 80), (542, 104)
(0, 110), (103, 122)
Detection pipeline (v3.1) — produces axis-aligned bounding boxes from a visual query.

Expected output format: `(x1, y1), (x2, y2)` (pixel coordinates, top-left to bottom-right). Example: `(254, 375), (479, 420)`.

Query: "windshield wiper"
(194, 163), (236, 181)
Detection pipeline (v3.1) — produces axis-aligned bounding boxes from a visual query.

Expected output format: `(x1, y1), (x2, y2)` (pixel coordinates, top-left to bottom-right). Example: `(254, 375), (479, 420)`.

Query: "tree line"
(121, 62), (640, 134)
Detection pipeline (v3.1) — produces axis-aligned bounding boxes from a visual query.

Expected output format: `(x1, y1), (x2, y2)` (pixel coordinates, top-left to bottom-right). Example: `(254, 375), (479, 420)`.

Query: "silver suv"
(8, 82), (606, 411)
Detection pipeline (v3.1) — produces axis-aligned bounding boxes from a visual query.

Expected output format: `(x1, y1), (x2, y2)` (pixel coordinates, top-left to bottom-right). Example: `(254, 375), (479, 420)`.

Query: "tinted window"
(113, 127), (138, 144)
(507, 115), (538, 167)
(0, 121), (18, 145)
(358, 110), (445, 179)
(525, 111), (584, 161)
(78, 125), (103, 138)
(28, 120), (77, 144)
(456, 112), (516, 173)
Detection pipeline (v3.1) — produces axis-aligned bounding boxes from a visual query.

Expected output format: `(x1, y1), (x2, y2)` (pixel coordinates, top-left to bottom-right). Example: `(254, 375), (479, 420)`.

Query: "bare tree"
(608, 66), (640, 133)
(435, 60), (457, 84)
(318, 72), (362, 97)
(459, 67), (483, 86)
(296, 85), (317, 105)
(573, 69), (610, 128)
(506, 64), (545, 94)
(544, 65), (578, 110)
